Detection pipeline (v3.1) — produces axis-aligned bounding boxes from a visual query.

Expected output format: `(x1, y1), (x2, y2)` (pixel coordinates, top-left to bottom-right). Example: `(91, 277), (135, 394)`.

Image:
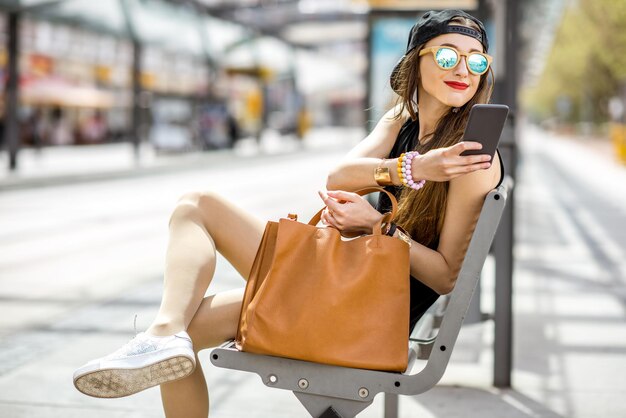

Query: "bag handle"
(308, 187), (399, 235)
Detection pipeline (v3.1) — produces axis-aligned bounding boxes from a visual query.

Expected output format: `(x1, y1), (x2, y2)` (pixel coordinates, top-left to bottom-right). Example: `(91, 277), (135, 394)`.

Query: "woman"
(324, 9), (501, 331)
(73, 9), (501, 417)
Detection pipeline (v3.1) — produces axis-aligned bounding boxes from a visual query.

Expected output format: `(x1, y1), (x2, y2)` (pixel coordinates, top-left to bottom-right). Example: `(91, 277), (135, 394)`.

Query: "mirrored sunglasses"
(419, 46), (492, 75)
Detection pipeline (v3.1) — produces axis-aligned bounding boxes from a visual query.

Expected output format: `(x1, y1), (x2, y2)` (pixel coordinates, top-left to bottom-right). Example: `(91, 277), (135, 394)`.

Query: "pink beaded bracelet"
(400, 151), (426, 191)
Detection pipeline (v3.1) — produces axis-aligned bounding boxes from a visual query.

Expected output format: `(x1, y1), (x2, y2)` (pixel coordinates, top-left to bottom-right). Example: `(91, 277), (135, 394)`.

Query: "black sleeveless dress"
(376, 118), (504, 331)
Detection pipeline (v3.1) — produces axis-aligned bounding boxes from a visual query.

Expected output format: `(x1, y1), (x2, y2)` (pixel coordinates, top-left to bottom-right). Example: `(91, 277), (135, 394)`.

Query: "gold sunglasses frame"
(418, 46), (493, 75)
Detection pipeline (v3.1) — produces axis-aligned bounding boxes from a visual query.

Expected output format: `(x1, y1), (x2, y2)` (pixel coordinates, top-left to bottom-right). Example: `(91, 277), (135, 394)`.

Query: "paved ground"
(0, 126), (625, 417)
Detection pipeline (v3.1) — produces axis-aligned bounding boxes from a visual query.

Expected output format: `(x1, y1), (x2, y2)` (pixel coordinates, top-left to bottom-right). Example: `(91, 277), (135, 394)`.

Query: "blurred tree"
(586, 0), (626, 80)
(522, 0), (626, 126)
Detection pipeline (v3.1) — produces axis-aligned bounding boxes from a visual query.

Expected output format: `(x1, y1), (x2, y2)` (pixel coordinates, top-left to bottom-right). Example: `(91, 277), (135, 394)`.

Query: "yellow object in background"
(95, 65), (112, 84)
(246, 89), (263, 121)
(140, 72), (156, 90)
(297, 108), (311, 139)
(611, 123), (626, 164)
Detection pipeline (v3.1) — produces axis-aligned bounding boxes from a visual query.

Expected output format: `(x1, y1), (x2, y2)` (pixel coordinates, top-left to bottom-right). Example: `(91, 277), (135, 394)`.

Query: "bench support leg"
(294, 392), (372, 418)
(384, 393), (399, 418)
(319, 406), (343, 418)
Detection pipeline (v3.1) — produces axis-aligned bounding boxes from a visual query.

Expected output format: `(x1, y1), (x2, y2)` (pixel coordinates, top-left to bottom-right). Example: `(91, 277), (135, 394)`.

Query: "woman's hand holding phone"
(414, 104), (509, 182)
(411, 142), (493, 182)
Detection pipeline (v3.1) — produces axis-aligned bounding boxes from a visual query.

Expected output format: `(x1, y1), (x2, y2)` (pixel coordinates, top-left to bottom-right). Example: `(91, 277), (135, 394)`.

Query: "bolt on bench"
(210, 178), (512, 418)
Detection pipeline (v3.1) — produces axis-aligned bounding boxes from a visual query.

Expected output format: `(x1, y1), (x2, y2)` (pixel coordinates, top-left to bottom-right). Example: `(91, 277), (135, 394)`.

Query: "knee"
(177, 190), (222, 208)
(170, 190), (221, 224)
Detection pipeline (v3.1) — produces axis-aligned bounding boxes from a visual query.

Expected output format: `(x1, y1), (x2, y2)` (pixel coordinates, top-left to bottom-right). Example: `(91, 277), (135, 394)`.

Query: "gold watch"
(374, 161), (393, 186)
(395, 227), (412, 248)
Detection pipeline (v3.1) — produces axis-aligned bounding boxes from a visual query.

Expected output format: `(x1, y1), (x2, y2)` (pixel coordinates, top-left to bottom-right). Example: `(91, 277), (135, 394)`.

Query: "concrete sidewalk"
(0, 126), (625, 417)
(0, 128), (362, 190)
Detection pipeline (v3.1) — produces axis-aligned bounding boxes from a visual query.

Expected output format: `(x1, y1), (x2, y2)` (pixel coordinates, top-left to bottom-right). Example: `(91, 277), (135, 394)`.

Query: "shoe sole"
(74, 355), (195, 398)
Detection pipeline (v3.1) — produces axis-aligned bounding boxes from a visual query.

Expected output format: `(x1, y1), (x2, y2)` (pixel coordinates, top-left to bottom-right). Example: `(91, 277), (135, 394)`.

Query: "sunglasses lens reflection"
(468, 54), (488, 74)
(435, 48), (458, 69)
(433, 47), (489, 75)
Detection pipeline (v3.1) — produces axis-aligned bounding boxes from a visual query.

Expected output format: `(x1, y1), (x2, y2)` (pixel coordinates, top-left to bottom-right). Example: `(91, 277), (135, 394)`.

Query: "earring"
(452, 107), (460, 113)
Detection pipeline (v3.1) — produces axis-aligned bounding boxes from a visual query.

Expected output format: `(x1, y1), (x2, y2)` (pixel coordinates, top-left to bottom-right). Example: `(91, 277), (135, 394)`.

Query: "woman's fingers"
(318, 191), (337, 224)
(318, 190), (337, 212)
(321, 208), (338, 228)
(326, 190), (358, 203)
(318, 190), (348, 229)
(324, 197), (343, 215)
(443, 161), (490, 177)
(446, 143), (492, 171)
(462, 154), (493, 164)
(449, 142), (491, 160)
(462, 161), (492, 172)
(451, 141), (482, 154)
(414, 141), (494, 182)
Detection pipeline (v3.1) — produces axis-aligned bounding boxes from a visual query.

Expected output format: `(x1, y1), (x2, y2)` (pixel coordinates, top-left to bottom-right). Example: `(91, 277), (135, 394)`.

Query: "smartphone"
(460, 104), (509, 160)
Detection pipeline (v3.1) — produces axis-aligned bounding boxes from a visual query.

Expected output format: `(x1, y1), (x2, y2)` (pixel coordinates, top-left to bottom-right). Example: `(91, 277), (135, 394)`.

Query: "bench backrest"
(400, 177), (510, 394)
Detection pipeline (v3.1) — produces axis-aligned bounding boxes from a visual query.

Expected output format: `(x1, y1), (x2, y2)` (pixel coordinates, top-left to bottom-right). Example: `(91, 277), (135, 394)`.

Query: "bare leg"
(161, 357), (208, 418)
(147, 191), (264, 337)
(160, 289), (244, 418)
(147, 191), (263, 417)
(73, 191), (263, 406)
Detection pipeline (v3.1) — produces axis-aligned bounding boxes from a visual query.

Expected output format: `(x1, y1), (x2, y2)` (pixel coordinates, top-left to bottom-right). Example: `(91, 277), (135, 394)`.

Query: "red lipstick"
(444, 81), (469, 90)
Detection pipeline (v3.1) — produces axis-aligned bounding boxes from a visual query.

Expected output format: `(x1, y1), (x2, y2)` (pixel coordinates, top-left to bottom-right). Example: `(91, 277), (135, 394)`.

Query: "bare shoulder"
(345, 104), (410, 159)
(436, 155), (501, 272)
(371, 104), (409, 136)
(448, 153), (501, 197)
(384, 103), (410, 122)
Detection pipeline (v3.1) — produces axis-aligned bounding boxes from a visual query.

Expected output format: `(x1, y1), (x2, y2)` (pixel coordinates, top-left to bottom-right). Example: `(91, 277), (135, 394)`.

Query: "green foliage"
(522, 0), (626, 124)
(585, 0), (626, 80)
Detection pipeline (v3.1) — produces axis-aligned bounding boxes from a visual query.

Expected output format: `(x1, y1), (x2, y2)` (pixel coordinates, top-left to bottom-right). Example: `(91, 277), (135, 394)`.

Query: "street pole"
(493, 0), (519, 388)
(131, 39), (142, 160)
(464, 0), (492, 325)
(5, 12), (20, 171)
(120, 0), (142, 161)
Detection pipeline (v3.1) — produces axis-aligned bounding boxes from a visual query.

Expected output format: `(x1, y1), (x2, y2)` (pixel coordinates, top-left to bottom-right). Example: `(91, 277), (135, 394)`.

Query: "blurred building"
(0, 0), (367, 154)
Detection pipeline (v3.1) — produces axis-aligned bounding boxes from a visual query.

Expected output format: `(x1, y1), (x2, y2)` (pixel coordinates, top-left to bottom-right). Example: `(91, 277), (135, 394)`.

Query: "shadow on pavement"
(412, 385), (563, 418)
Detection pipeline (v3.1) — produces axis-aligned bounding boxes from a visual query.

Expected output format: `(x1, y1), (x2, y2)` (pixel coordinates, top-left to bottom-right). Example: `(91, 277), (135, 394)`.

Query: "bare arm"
(402, 154), (502, 294)
(326, 106), (405, 192)
(326, 107), (493, 192)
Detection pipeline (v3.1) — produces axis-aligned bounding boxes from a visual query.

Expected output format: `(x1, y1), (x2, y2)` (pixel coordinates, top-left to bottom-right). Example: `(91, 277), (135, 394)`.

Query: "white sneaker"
(73, 331), (195, 398)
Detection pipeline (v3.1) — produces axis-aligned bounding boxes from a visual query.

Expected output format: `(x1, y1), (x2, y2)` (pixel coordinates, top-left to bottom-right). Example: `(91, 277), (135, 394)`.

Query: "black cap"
(390, 10), (489, 94)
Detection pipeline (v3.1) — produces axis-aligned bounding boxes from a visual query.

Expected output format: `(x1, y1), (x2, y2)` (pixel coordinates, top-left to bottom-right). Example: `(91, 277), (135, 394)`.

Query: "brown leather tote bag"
(236, 187), (410, 372)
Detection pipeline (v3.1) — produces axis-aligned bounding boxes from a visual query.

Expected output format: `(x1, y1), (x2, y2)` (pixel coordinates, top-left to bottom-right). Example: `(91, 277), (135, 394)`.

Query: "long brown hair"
(392, 17), (494, 249)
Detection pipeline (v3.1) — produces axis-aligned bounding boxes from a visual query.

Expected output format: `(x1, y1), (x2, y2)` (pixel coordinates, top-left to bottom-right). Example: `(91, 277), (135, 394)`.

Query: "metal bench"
(210, 177), (512, 418)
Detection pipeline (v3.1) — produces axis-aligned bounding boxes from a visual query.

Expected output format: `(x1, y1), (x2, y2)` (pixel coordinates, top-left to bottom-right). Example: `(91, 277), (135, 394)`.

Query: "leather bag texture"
(236, 187), (411, 372)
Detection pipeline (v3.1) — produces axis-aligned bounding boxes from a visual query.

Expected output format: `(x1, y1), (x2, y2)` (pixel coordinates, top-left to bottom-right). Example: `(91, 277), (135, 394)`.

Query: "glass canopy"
(0, 0), (363, 91)
(0, 0), (256, 61)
